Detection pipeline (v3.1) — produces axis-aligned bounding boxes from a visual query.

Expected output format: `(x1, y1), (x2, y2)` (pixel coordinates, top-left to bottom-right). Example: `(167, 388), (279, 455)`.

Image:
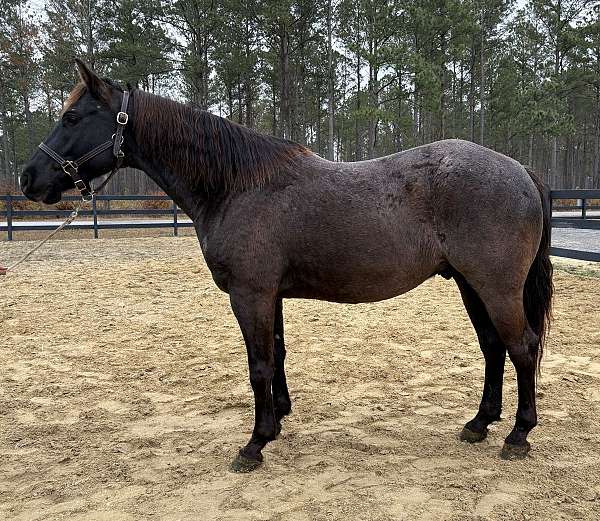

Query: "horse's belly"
(281, 254), (440, 303)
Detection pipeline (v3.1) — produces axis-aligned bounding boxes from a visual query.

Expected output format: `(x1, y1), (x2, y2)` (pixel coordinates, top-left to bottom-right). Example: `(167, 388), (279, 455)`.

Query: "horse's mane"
(64, 82), (310, 192)
(133, 90), (311, 192)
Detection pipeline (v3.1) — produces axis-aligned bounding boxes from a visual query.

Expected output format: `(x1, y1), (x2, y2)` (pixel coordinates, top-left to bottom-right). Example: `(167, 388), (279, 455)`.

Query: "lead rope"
(1, 201), (85, 276)
(1, 166), (121, 276)
(1, 157), (121, 277)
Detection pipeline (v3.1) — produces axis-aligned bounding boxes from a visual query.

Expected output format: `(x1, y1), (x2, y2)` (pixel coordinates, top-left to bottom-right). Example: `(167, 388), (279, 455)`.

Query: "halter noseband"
(38, 91), (130, 202)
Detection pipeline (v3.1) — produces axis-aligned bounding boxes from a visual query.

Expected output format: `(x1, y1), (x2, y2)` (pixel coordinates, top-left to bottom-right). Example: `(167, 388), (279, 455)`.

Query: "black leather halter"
(38, 91), (130, 201)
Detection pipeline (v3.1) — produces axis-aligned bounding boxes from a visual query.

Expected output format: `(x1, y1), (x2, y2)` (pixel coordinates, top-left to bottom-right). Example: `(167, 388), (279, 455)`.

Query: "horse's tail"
(523, 166), (554, 374)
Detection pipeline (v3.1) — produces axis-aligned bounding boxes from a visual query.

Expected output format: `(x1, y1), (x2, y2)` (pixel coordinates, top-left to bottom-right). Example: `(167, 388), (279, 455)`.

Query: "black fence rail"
(550, 189), (600, 262)
(2, 191), (599, 262)
(0, 194), (193, 241)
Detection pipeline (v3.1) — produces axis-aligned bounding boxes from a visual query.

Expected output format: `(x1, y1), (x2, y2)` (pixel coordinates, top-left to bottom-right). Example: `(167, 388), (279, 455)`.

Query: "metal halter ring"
(117, 112), (129, 125)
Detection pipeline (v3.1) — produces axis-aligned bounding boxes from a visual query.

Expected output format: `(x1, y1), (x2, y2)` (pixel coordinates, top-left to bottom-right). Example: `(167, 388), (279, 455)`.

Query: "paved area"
(553, 209), (600, 218)
(552, 228), (600, 254)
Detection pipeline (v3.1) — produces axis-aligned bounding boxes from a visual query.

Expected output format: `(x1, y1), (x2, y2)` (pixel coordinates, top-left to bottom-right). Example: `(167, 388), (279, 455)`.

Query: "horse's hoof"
(229, 451), (263, 473)
(460, 427), (488, 443)
(500, 441), (531, 460)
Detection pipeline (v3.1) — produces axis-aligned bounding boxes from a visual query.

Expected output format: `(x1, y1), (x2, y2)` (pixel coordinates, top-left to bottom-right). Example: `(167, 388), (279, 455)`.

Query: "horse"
(21, 60), (553, 472)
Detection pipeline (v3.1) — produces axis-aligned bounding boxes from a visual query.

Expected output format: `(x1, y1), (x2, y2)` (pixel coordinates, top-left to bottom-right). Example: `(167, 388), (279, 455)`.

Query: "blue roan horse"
(21, 60), (552, 472)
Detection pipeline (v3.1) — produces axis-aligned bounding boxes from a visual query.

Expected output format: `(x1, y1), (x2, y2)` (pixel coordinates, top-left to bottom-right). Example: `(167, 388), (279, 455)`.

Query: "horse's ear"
(75, 59), (109, 100)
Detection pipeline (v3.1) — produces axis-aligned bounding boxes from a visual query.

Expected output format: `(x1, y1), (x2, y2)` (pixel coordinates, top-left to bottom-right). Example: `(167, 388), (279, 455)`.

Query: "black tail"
(524, 167), (554, 374)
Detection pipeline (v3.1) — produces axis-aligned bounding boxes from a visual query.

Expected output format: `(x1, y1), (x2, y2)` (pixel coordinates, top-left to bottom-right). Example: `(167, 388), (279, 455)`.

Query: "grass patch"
(552, 258), (600, 278)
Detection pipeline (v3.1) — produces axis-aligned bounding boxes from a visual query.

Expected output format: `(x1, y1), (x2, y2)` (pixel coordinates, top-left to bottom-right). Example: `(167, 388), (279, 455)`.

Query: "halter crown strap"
(37, 90), (131, 201)
(113, 91), (129, 158)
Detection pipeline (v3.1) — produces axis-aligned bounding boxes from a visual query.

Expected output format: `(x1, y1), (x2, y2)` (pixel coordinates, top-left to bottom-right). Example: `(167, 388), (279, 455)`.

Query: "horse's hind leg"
(273, 298), (292, 432)
(472, 286), (539, 460)
(454, 273), (506, 443)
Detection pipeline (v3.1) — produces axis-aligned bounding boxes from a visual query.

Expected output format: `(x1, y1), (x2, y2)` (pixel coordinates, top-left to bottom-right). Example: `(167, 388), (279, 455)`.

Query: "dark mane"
(133, 91), (311, 192)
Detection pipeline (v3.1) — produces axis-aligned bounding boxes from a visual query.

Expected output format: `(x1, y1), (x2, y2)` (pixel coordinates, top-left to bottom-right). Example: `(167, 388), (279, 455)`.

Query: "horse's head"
(21, 60), (127, 204)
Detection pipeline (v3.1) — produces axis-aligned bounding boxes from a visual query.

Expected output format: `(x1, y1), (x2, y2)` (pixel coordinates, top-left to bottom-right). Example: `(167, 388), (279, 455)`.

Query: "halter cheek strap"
(38, 91), (130, 201)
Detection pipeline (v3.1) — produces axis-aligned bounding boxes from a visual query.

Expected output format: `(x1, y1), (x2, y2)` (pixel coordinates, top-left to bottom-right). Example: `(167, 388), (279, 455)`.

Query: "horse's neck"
(125, 94), (310, 220)
(128, 153), (207, 220)
(128, 91), (309, 208)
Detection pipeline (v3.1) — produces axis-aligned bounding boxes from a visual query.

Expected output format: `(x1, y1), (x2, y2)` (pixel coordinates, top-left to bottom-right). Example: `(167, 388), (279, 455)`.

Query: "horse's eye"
(62, 112), (80, 126)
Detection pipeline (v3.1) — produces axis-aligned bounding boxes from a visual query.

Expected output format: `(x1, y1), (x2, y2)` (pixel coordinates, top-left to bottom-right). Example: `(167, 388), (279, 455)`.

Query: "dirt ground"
(1, 236), (599, 521)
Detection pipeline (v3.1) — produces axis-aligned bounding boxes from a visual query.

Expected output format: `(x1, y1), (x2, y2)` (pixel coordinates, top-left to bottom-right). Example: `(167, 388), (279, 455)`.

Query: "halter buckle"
(117, 112), (129, 125)
(80, 190), (94, 202)
(62, 160), (78, 177)
(74, 179), (94, 201)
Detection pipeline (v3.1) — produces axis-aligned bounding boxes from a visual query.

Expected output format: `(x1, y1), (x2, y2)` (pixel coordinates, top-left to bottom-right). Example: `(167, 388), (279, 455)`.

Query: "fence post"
(172, 200), (178, 237)
(7, 194), (13, 241)
(581, 198), (586, 220)
(92, 196), (99, 239)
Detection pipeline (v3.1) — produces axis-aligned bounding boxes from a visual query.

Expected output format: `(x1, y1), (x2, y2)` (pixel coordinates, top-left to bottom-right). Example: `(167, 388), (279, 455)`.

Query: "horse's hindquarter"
(429, 140), (543, 292)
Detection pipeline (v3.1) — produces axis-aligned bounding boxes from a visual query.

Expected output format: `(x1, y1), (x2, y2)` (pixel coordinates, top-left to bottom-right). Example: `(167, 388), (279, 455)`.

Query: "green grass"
(552, 258), (600, 278)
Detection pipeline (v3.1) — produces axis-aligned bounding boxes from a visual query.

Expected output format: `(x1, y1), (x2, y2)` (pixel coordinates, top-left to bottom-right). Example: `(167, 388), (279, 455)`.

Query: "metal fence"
(2, 190), (599, 262)
(0, 194), (193, 241)
(550, 189), (600, 262)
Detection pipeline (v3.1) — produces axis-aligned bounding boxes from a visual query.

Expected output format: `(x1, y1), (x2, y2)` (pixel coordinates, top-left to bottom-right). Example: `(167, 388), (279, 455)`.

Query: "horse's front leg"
(229, 287), (278, 472)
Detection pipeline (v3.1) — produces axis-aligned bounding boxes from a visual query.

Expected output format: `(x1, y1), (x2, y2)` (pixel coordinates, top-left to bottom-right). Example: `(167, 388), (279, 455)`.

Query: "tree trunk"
(86, 0), (94, 66)
(0, 85), (10, 182)
(396, 65), (403, 151)
(279, 25), (290, 139)
(355, 56), (362, 160)
(367, 59), (376, 159)
(552, 137), (559, 187)
(440, 30), (447, 140)
(237, 75), (243, 124)
(479, 9), (485, 146)
(528, 134), (534, 167)
(594, 86), (600, 185)
(23, 93), (34, 155)
(327, 0), (335, 160)
(271, 75), (277, 136)
(469, 36), (476, 142)
(0, 112), (10, 182)
(355, 0), (362, 160)
(244, 16), (253, 128)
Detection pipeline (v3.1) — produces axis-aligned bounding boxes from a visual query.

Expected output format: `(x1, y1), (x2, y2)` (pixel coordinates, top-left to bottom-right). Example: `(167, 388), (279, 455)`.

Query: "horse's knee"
(249, 362), (274, 385)
(506, 333), (538, 369)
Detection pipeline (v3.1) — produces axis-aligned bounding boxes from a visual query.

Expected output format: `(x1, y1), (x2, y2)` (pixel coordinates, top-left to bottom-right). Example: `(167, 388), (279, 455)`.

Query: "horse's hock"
(1, 236), (599, 520)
